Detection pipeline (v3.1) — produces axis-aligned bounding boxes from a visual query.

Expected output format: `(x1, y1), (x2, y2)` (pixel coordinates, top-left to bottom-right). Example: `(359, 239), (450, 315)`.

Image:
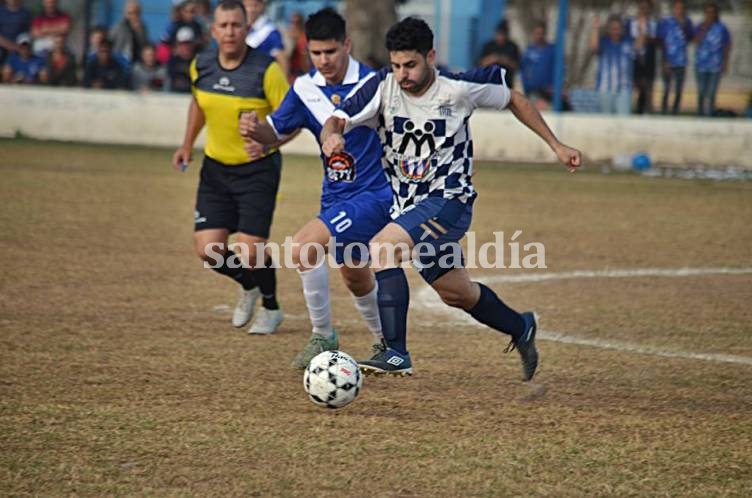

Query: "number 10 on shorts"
(330, 211), (352, 233)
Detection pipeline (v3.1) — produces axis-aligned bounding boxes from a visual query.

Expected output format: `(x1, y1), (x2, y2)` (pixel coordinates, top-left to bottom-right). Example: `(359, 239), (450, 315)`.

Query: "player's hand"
(322, 133), (345, 157)
(239, 111), (258, 139)
(554, 143), (582, 173)
(172, 146), (192, 172)
(244, 139), (265, 161)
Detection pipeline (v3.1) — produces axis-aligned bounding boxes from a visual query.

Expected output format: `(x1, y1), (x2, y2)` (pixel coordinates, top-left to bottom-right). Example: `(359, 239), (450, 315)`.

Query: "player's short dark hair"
(215, 0), (247, 20)
(496, 20), (509, 34)
(385, 17), (433, 56)
(305, 8), (346, 43)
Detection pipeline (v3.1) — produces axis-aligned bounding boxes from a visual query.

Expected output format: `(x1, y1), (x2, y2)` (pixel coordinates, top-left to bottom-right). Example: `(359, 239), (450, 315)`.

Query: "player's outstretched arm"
(320, 116), (347, 157)
(506, 90), (582, 172)
(172, 97), (205, 171)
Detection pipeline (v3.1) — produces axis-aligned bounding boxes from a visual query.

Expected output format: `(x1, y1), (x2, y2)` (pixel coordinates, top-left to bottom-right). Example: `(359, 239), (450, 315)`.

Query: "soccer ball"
(303, 350), (363, 409)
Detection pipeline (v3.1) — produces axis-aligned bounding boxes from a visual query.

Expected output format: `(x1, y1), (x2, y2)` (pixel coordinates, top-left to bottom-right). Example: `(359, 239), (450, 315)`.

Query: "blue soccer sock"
(468, 283), (525, 340)
(376, 268), (410, 354)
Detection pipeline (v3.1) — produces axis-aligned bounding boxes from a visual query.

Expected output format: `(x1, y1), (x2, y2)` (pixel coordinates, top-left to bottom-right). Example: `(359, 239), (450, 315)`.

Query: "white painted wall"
(1, 86), (750, 168)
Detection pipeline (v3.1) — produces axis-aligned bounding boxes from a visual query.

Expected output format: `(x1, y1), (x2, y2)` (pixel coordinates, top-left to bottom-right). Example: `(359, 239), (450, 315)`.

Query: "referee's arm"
(172, 97), (205, 170)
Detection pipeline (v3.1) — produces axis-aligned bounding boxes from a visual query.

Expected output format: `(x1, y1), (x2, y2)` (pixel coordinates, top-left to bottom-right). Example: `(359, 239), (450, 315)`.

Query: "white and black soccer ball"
(303, 350), (363, 409)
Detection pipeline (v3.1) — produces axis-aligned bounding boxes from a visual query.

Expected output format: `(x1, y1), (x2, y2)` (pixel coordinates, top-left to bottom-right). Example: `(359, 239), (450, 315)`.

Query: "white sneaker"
(248, 308), (284, 335)
(232, 287), (261, 328)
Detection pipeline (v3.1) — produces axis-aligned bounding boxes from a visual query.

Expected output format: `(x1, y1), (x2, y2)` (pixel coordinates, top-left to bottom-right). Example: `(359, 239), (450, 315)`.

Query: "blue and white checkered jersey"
(332, 65), (511, 217)
(266, 57), (391, 209)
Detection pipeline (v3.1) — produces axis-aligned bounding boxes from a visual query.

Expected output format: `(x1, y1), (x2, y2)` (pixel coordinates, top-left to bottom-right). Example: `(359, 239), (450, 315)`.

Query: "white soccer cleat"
(248, 308), (284, 335)
(232, 287), (261, 328)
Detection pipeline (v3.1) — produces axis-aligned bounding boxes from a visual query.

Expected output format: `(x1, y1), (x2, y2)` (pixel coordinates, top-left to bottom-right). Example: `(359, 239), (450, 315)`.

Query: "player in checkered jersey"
(321, 17), (581, 381)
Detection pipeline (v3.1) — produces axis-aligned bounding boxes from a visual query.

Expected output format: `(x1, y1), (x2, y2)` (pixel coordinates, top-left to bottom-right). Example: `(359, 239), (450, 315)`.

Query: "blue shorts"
(319, 191), (392, 265)
(394, 197), (473, 284)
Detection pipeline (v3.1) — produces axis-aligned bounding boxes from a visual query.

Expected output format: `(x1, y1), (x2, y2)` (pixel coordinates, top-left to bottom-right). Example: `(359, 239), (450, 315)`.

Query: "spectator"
(30, 0), (71, 55)
(0, 0), (32, 66)
(132, 44), (167, 91)
(109, 0), (150, 63)
(521, 20), (555, 107)
(590, 15), (634, 115)
(478, 20), (520, 88)
(285, 11), (309, 82)
(657, 0), (693, 115)
(626, 0), (658, 114)
(83, 38), (129, 89)
(166, 26), (195, 93)
(2, 33), (45, 84)
(244, 0), (288, 75)
(694, 2), (731, 117)
(88, 26), (130, 72)
(159, 0), (205, 64)
(41, 33), (76, 86)
(194, 0), (212, 35)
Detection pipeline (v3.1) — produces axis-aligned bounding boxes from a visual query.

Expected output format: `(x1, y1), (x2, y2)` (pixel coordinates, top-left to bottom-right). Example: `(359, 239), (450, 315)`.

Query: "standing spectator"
(0, 0), (32, 66)
(132, 44), (167, 91)
(478, 20), (520, 88)
(41, 33), (76, 86)
(521, 20), (555, 107)
(109, 0), (150, 63)
(159, 0), (205, 64)
(694, 2), (731, 117)
(657, 0), (693, 115)
(244, 0), (288, 75)
(285, 11), (309, 82)
(30, 0), (71, 55)
(626, 0), (658, 114)
(83, 38), (129, 89)
(88, 26), (130, 71)
(167, 26), (195, 93)
(590, 15), (634, 115)
(2, 33), (45, 84)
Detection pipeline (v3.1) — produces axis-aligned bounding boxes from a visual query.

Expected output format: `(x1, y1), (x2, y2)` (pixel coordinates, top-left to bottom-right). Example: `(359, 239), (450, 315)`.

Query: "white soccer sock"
(298, 261), (333, 338)
(352, 282), (384, 343)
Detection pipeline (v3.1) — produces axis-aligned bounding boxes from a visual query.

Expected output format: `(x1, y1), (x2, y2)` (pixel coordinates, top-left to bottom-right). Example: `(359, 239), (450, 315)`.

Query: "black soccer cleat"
(358, 341), (413, 377)
(504, 312), (539, 381)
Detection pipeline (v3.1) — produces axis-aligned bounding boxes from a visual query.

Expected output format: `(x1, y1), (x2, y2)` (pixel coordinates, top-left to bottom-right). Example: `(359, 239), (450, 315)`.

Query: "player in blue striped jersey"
(240, 8), (393, 369)
(321, 17), (582, 380)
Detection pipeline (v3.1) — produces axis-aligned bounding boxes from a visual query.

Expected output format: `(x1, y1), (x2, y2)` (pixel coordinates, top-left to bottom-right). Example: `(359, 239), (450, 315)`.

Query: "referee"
(172, 0), (289, 334)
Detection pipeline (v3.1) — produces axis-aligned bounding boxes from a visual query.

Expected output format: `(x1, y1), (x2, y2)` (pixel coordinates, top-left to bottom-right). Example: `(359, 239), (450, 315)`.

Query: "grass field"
(1, 138), (751, 497)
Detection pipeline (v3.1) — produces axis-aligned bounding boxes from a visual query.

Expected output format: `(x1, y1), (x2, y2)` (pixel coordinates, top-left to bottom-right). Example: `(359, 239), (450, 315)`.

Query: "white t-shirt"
(333, 66), (511, 216)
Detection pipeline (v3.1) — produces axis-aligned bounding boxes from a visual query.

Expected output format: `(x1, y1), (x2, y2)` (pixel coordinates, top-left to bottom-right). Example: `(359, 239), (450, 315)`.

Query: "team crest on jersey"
(330, 93), (341, 106)
(326, 152), (356, 183)
(396, 156), (432, 181)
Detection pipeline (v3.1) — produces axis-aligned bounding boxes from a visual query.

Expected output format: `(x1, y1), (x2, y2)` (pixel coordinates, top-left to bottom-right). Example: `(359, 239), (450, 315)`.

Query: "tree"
(344, 0), (398, 67)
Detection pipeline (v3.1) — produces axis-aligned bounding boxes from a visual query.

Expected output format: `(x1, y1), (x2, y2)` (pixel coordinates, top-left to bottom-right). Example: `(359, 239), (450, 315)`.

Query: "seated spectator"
(521, 20), (555, 108)
(41, 33), (76, 86)
(167, 27), (196, 93)
(158, 0), (205, 65)
(30, 0), (71, 55)
(694, 2), (731, 117)
(0, 0), (32, 66)
(109, 0), (150, 63)
(478, 20), (520, 88)
(2, 33), (45, 84)
(245, 0), (288, 75)
(285, 11), (309, 82)
(83, 38), (129, 89)
(590, 15), (634, 115)
(132, 44), (167, 91)
(88, 26), (131, 71)
(658, 0), (693, 115)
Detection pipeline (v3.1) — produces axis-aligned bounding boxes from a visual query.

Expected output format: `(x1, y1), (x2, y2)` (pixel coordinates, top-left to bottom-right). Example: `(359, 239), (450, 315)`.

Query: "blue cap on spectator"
(16, 33), (31, 45)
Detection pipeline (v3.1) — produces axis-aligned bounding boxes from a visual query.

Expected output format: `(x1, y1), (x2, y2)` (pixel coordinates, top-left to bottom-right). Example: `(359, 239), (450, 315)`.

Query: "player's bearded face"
(391, 50), (436, 95)
(212, 8), (248, 56)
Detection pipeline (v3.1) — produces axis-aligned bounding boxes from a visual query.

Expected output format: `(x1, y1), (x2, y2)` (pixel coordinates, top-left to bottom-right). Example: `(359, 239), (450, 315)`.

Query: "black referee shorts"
(194, 153), (282, 238)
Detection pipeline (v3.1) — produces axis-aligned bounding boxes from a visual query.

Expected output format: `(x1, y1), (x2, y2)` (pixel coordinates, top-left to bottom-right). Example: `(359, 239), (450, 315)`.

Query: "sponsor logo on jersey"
(326, 151), (356, 183)
(213, 76), (236, 92)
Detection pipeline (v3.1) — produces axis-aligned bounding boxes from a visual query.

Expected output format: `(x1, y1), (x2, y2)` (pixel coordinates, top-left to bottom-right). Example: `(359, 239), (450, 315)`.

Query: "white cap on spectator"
(172, 0), (190, 7)
(176, 26), (195, 43)
(16, 33), (31, 45)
